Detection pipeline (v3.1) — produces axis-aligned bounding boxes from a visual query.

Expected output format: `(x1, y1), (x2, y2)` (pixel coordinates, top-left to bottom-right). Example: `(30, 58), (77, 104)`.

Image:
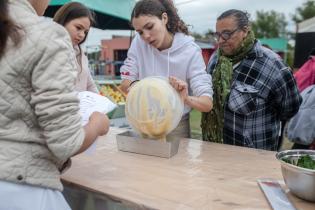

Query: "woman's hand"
(169, 76), (188, 101)
(169, 76), (213, 112)
(75, 112), (109, 155)
(119, 79), (139, 94)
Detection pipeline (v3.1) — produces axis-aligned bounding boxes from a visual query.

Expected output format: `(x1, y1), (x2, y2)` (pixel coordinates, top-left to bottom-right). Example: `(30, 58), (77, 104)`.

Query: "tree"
(190, 32), (203, 40)
(251, 10), (288, 38)
(190, 29), (216, 43)
(292, 0), (315, 23)
(204, 29), (214, 39)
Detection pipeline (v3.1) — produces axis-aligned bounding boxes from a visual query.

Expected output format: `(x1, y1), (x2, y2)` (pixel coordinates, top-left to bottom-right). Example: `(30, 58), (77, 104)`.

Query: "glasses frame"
(214, 28), (239, 41)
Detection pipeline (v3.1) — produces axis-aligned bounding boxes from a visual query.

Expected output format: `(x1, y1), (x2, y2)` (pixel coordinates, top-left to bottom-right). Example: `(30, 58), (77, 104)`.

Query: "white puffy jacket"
(0, 0), (85, 191)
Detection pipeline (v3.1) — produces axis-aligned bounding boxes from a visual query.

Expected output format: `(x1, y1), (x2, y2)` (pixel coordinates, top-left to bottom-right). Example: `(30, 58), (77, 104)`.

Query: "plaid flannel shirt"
(208, 41), (302, 151)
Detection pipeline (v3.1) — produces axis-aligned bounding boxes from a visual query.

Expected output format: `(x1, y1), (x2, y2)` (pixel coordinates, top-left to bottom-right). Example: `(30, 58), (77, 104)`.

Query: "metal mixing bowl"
(276, 150), (315, 202)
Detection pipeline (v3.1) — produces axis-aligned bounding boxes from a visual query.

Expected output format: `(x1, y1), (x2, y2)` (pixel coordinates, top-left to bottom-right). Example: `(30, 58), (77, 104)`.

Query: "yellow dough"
(125, 77), (184, 140)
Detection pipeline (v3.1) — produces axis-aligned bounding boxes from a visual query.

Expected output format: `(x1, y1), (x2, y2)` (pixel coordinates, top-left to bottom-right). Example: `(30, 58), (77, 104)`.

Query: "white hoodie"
(120, 32), (213, 114)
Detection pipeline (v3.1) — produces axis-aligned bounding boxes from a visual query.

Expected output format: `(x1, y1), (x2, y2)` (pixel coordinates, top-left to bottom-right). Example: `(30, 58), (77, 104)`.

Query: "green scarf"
(201, 30), (255, 143)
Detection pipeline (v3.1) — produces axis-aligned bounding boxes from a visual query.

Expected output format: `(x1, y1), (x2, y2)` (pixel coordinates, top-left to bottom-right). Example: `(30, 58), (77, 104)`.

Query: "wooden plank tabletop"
(61, 127), (315, 210)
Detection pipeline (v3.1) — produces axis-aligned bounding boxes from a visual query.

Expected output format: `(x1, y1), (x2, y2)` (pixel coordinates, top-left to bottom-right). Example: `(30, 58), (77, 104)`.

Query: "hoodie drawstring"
(152, 47), (155, 76)
(167, 49), (170, 77)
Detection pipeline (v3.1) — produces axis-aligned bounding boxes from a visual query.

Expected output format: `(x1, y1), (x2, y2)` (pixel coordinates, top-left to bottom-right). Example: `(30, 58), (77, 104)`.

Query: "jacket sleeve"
(30, 25), (85, 164)
(82, 53), (99, 93)
(87, 72), (99, 93)
(272, 65), (302, 121)
(120, 35), (139, 81)
(287, 85), (315, 145)
(187, 45), (213, 99)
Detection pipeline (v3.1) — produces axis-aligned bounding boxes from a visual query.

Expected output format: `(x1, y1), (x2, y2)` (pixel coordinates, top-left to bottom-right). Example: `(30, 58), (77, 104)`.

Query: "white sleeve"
(82, 53), (98, 93)
(31, 26), (84, 164)
(187, 46), (213, 99)
(120, 36), (139, 81)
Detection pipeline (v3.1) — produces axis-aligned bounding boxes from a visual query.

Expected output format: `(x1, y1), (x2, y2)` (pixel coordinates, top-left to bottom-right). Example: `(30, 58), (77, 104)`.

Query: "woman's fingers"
(169, 76), (187, 91)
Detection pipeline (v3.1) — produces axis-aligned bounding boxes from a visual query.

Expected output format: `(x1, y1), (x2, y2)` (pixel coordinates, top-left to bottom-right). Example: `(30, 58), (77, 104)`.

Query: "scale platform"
(116, 131), (180, 158)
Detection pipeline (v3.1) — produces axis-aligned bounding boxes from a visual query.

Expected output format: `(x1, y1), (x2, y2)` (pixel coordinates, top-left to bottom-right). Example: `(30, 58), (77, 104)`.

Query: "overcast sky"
(85, 0), (307, 48)
(175, 0), (306, 33)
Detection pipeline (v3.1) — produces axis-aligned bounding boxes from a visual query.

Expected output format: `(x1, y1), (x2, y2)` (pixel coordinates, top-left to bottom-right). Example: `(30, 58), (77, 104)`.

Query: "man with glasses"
(201, 9), (302, 151)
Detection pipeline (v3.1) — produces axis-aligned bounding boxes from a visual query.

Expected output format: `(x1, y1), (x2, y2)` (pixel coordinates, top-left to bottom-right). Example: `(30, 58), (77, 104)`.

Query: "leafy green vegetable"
(282, 157), (293, 164)
(297, 155), (315, 170)
(282, 155), (315, 170)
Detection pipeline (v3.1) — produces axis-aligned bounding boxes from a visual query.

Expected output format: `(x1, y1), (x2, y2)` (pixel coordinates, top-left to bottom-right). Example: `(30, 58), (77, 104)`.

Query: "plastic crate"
(97, 82), (126, 119)
(107, 103), (125, 119)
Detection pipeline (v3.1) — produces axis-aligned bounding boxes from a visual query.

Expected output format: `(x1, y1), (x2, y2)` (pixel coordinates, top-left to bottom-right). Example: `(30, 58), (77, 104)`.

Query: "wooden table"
(62, 127), (315, 210)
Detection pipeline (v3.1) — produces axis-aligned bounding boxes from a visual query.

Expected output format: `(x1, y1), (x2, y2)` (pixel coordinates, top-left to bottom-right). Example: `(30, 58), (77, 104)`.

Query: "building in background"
(99, 37), (216, 77)
(195, 40), (216, 65)
(100, 36), (132, 77)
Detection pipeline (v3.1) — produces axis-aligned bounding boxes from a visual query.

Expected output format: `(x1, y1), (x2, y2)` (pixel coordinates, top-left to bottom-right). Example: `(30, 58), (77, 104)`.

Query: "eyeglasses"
(214, 28), (239, 41)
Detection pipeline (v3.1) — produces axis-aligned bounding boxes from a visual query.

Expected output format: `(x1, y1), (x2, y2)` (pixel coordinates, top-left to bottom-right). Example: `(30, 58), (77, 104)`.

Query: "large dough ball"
(125, 77), (184, 139)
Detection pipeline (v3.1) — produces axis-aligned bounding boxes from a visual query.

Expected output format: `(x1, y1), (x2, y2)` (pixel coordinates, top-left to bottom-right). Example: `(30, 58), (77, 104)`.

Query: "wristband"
(129, 80), (139, 87)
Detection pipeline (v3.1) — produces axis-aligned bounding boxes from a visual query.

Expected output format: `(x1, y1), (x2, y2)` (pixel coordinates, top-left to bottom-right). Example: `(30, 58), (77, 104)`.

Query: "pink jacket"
(294, 56), (315, 92)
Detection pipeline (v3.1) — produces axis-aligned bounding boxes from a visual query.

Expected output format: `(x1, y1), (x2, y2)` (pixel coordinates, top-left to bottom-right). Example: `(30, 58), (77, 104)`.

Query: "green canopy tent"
(259, 38), (288, 53)
(259, 38), (288, 61)
(44, 0), (135, 30)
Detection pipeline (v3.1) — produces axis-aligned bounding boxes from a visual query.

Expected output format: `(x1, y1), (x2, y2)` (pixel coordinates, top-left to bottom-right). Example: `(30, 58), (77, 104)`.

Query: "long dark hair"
(0, 0), (21, 59)
(131, 0), (188, 35)
(53, 2), (95, 45)
(53, 2), (95, 71)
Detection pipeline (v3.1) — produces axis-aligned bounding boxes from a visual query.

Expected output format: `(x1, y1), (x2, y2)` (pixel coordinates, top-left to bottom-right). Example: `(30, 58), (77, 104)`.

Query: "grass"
(189, 109), (202, 140)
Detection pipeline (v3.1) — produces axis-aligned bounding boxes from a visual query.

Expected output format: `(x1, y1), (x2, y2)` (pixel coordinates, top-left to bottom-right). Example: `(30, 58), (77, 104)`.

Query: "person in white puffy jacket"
(0, 0), (109, 209)
(120, 0), (213, 138)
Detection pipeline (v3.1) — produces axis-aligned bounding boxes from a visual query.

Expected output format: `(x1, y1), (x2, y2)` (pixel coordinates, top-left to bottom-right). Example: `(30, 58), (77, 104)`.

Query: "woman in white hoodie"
(120, 0), (213, 138)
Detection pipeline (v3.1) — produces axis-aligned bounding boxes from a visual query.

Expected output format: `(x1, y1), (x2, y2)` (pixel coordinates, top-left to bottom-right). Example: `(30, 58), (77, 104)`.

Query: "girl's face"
(132, 14), (170, 50)
(64, 17), (91, 46)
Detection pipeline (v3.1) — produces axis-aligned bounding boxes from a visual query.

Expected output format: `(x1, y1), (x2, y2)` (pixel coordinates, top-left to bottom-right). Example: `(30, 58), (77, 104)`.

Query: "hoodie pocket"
(228, 82), (259, 115)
